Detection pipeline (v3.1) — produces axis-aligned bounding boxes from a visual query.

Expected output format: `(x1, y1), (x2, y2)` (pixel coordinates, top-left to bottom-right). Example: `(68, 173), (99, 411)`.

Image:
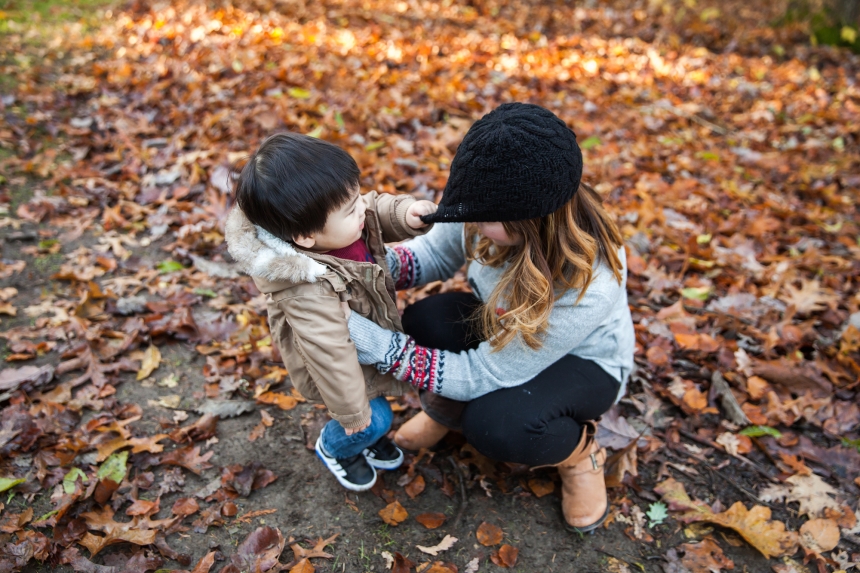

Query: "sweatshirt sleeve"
(368, 191), (433, 243)
(276, 292), (371, 429)
(347, 285), (617, 401)
(383, 222), (467, 289)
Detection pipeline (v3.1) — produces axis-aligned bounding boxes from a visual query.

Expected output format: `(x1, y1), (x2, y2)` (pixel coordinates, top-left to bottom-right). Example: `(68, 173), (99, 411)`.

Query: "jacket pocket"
(347, 297), (371, 316)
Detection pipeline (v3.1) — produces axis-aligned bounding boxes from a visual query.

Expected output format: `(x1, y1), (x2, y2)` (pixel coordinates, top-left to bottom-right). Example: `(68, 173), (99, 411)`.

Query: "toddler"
(225, 132), (436, 490)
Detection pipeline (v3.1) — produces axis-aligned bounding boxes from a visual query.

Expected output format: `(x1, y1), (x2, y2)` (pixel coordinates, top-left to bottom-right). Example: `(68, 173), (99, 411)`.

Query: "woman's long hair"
(465, 183), (624, 351)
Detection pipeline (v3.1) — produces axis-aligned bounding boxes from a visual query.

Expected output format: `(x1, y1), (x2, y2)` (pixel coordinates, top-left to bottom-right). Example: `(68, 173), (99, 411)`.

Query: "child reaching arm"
(224, 132), (436, 491)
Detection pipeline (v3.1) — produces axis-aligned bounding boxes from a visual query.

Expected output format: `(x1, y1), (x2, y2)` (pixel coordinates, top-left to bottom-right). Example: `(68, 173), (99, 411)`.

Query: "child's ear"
(292, 234), (316, 249)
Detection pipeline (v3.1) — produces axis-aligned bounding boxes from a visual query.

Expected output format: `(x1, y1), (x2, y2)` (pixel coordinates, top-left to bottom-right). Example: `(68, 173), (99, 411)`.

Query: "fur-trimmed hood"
(224, 207), (328, 287)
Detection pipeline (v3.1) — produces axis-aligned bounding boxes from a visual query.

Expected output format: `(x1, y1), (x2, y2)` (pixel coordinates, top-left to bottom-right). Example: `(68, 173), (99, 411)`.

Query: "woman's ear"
(292, 234), (316, 249)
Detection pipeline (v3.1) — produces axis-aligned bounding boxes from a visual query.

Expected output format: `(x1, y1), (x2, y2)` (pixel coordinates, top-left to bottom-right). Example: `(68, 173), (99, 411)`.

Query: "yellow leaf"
(378, 501), (408, 526)
(655, 478), (798, 558)
(257, 392), (298, 411)
(79, 529), (156, 557)
(136, 345), (161, 381)
(799, 518), (840, 554)
(289, 559), (314, 573)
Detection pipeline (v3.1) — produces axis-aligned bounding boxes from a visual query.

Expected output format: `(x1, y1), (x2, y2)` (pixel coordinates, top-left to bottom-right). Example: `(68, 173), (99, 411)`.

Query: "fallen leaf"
(257, 392), (298, 411)
(597, 407), (648, 450)
(249, 418), (267, 442)
(0, 477), (26, 493)
(490, 544), (518, 568)
(378, 501), (408, 526)
(605, 440), (638, 488)
(405, 474), (425, 498)
(189, 551), (217, 573)
(195, 399), (255, 418)
(416, 534), (457, 556)
(136, 345), (161, 381)
(160, 446), (214, 475)
(226, 526), (285, 573)
(476, 522), (503, 546)
(289, 559), (315, 573)
(751, 359), (832, 397)
(759, 473), (840, 518)
(290, 533), (337, 560)
(527, 477), (554, 497)
(125, 498), (159, 516)
(679, 538), (735, 572)
(171, 497), (200, 516)
(655, 478), (798, 558)
(233, 510), (278, 523)
(415, 512), (447, 529)
(149, 395), (182, 409)
(646, 502), (669, 527)
(798, 518), (839, 553)
(425, 562), (458, 573)
(97, 451), (128, 483)
(0, 364), (55, 396)
(392, 552), (415, 573)
(604, 556), (632, 573)
(79, 529), (157, 557)
(222, 463), (278, 496)
(464, 557), (480, 573)
(779, 279), (837, 316)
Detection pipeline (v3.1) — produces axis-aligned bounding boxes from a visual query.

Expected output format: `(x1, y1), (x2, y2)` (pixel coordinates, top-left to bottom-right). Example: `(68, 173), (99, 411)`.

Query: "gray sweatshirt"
(346, 222), (635, 402)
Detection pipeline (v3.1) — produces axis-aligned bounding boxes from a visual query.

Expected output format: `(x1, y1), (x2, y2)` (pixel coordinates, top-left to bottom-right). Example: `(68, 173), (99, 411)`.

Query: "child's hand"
(405, 200), (437, 229)
(345, 419), (371, 436)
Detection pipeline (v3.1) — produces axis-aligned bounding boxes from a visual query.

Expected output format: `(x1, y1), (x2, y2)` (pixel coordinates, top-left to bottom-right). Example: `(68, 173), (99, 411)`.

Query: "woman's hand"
(340, 301), (352, 321)
(405, 200), (438, 229)
(344, 419), (371, 436)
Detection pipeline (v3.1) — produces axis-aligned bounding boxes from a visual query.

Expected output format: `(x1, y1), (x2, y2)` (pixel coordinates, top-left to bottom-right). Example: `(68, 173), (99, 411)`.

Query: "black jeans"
(401, 292), (621, 467)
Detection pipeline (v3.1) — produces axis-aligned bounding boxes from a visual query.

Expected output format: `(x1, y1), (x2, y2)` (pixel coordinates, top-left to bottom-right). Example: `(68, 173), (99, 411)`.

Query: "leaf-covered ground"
(1, 0), (859, 571)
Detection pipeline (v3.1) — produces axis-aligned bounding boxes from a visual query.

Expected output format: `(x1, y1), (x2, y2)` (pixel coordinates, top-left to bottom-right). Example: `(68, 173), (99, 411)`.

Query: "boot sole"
(565, 505), (610, 535)
(363, 447), (404, 470)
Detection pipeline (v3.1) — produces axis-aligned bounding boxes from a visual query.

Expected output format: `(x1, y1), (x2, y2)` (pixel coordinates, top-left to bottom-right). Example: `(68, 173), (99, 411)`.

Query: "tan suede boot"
(554, 421), (609, 533)
(393, 411), (450, 451)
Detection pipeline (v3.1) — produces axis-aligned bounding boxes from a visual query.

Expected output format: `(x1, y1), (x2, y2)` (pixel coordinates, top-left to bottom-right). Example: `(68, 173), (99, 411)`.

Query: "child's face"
(295, 186), (366, 252)
(477, 222), (523, 247)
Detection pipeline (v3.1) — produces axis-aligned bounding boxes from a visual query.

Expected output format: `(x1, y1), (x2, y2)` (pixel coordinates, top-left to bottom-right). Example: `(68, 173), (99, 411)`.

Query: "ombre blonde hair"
(465, 183), (624, 351)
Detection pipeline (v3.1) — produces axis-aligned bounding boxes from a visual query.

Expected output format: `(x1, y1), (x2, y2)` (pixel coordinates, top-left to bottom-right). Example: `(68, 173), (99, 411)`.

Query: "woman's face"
(477, 222), (523, 247)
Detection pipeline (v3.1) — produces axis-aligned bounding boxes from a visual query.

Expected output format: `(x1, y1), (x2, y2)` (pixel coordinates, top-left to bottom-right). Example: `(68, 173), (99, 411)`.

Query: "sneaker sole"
(315, 436), (377, 492)
(363, 448), (405, 470)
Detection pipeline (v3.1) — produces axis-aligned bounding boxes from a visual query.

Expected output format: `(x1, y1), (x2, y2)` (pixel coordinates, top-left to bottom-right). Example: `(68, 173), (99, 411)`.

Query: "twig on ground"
(446, 455), (468, 527)
(704, 465), (789, 514)
(595, 548), (641, 568)
(677, 429), (778, 483)
(654, 101), (731, 135)
(683, 304), (755, 326)
(296, 415), (306, 445)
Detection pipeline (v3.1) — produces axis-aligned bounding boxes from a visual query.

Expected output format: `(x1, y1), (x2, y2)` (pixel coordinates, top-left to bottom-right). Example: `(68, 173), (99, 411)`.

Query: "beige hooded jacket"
(224, 191), (430, 429)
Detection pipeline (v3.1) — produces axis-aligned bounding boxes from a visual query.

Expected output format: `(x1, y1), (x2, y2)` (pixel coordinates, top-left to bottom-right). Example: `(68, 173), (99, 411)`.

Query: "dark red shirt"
(326, 238), (375, 264)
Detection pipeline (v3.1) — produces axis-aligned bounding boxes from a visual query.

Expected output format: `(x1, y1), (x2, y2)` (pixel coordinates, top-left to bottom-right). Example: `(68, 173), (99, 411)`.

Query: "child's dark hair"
(234, 132), (360, 241)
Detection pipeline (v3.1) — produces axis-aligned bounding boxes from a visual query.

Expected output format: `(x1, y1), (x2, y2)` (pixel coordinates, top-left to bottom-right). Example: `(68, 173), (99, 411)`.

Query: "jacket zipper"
(369, 266), (390, 326)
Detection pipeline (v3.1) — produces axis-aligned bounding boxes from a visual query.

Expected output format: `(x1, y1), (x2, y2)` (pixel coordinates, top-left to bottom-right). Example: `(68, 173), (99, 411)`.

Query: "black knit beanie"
(422, 103), (583, 224)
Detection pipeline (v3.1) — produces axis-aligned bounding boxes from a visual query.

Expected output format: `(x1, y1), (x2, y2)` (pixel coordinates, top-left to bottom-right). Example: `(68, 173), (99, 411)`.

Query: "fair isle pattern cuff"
(379, 332), (444, 394)
(392, 245), (420, 290)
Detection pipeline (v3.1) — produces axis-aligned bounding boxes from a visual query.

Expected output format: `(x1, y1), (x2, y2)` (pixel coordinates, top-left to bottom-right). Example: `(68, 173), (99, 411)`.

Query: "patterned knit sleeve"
(385, 245), (421, 290)
(383, 222), (466, 290)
